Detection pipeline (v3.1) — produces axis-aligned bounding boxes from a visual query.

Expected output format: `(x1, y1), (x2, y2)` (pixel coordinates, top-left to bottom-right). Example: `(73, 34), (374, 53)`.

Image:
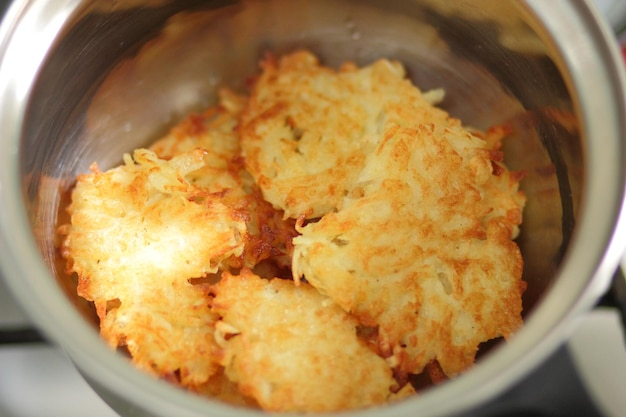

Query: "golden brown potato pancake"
(212, 269), (409, 412)
(59, 148), (246, 386)
(240, 50), (445, 219)
(291, 72), (526, 378)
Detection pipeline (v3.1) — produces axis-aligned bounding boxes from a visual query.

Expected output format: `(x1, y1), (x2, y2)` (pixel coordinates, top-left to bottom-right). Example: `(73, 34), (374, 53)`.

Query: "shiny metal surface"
(1, 1), (625, 416)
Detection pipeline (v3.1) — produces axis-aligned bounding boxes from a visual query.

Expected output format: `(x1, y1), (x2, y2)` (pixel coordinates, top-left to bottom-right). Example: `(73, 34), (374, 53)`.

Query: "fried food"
(59, 89), (297, 392)
(59, 148), (246, 385)
(149, 89), (249, 193)
(59, 49), (526, 412)
(212, 268), (407, 412)
(149, 89), (298, 271)
(239, 50), (445, 219)
(291, 65), (526, 378)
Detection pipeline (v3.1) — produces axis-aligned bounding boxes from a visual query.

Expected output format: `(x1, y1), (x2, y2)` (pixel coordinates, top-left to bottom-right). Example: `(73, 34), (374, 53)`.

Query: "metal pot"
(1, 0), (625, 416)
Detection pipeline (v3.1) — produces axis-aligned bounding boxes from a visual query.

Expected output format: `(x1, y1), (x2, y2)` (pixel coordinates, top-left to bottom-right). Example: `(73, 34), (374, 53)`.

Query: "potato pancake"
(240, 50), (445, 219)
(291, 69), (526, 378)
(59, 148), (246, 386)
(212, 269), (407, 412)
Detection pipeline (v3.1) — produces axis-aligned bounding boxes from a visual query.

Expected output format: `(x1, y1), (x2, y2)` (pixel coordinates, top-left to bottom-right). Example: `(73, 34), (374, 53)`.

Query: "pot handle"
(597, 268), (626, 333)
(0, 328), (45, 344)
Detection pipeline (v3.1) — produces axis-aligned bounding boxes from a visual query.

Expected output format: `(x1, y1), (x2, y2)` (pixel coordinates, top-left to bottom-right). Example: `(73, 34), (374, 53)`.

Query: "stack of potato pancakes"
(58, 50), (526, 413)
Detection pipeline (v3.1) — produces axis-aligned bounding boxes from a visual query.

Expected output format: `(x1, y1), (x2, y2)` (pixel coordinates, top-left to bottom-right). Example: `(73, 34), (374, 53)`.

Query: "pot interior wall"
(23, 0), (578, 367)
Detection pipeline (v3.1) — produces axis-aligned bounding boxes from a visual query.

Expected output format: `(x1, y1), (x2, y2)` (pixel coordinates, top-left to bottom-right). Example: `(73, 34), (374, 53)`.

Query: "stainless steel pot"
(1, 1), (626, 416)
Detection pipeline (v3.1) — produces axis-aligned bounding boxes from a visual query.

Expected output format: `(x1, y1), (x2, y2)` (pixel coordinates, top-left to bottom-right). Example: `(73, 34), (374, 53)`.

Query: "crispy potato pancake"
(292, 86), (526, 378)
(212, 269), (408, 412)
(240, 50), (445, 219)
(59, 148), (246, 386)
